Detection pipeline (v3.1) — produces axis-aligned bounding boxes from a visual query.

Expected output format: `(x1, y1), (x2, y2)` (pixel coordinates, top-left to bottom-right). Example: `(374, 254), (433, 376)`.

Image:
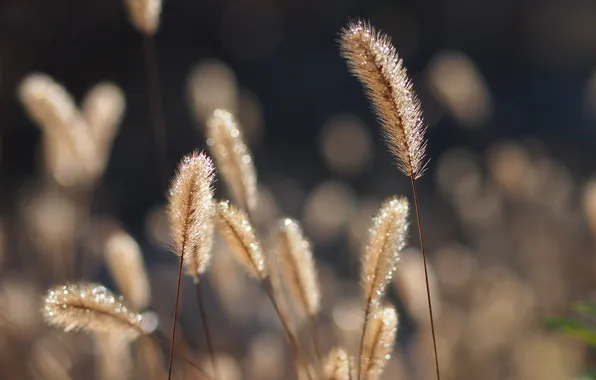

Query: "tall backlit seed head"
(168, 151), (216, 279)
(207, 109), (258, 214)
(105, 229), (151, 310)
(43, 283), (147, 340)
(361, 305), (399, 380)
(362, 196), (409, 307)
(324, 347), (353, 380)
(215, 200), (267, 279)
(339, 20), (427, 178)
(274, 218), (320, 316)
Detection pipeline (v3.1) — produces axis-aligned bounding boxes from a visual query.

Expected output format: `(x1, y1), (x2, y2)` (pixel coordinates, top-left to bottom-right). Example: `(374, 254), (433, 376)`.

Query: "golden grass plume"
(43, 283), (147, 340)
(339, 20), (427, 179)
(207, 109), (258, 214)
(18, 73), (83, 139)
(215, 200), (267, 279)
(18, 73), (118, 187)
(105, 229), (151, 310)
(362, 196), (409, 308)
(273, 218), (320, 317)
(168, 151), (216, 281)
(360, 305), (398, 380)
(124, 0), (162, 35)
(82, 82), (125, 150)
(94, 331), (133, 380)
(323, 347), (353, 380)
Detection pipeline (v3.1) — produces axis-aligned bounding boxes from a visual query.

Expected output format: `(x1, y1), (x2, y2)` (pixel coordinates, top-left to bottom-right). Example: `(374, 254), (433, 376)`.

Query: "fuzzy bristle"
(168, 151), (216, 280)
(105, 229), (151, 310)
(339, 20), (427, 179)
(207, 109), (258, 214)
(362, 196), (409, 308)
(324, 347), (353, 380)
(43, 283), (147, 340)
(215, 200), (267, 279)
(361, 305), (398, 380)
(124, 0), (162, 35)
(274, 218), (320, 316)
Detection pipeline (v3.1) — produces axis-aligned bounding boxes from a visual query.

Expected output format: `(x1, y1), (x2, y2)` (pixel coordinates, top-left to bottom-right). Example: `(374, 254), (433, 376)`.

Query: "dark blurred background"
(3, 0), (596, 211)
(2, 0), (596, 379)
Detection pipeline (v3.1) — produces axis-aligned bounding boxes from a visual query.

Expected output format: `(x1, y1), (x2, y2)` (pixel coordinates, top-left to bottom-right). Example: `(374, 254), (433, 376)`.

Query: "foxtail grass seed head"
(207, 109), (258, 214)
(339, 20), (427, 179)
(124, 0), (161, 35)
(105, 230), (151, 310)
(324, 347), (353, 380)
(215, 200), (267, 279)
(274, 218), (320, 316)
(18, 73), (103, 187)
(168, 151), (216, 280)
(82, 82), (125, 149)
(361, 305), (398, 380)
(94, 331), (133, 380)
(18, 73), (79, 138)
(43, 283), (147, 340)
(362, 196), (409, 307)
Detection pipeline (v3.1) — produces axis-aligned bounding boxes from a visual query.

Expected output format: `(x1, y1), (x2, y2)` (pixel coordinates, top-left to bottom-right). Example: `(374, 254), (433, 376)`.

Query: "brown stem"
(167, 256), (185, 380)
(262, 279), (314, 380)
(309, 315), (322, 364)
(142, 34), (168, 191)
(357, 300), (371, 380)
(410, 175), (441, 380)
(194, 279), (219, 380)
(148, 331), (213, 380)
(361, 314), (384, 380)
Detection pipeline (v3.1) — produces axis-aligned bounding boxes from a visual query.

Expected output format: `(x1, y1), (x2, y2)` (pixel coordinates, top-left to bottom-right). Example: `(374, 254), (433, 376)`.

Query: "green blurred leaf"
(576, 369), (596, 380)
(545, 316), (596, 346)
(574, 301), (596, 318)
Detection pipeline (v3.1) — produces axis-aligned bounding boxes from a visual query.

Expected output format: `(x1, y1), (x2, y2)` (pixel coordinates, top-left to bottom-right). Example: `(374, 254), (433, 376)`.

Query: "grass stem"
(410, 175), (440, 380)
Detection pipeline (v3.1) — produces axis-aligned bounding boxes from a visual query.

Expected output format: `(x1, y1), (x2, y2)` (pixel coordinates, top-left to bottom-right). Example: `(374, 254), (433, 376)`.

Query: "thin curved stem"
(309, 315), (322, 365)
(148, 331), (212, 380)
(356, 301), (371, 380)
(167, 257), (185, 380)
(262, 279), (314, 380)
(410, 175), (441, 380)
(194, 279), (219, 380)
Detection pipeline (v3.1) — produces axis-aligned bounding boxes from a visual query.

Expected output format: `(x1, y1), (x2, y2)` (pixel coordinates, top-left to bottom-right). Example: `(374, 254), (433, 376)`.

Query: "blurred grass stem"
(194, 279), (219, 380)
(142, 34), (168, 190)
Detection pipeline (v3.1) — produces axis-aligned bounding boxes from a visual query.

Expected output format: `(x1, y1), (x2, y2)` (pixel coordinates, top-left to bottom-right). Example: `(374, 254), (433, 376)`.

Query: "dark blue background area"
(2, 0), (596, 226)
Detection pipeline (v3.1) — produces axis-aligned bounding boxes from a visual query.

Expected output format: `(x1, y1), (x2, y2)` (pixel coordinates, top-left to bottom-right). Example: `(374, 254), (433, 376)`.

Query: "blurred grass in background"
(1, 0), (596, 379)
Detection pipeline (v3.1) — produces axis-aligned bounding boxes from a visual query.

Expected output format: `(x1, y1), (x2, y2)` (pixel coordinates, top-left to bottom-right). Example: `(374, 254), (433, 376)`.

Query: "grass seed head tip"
(168, 151), (216, 277)
(216, 200), (267, 279)
(207, 109), (258, 213)
(275, 218), (320, 316)
(124, 0), (162, 35)
(339, 20), (428, 178)
(43, 283), (147, 340)
(362, 196), (409, 307)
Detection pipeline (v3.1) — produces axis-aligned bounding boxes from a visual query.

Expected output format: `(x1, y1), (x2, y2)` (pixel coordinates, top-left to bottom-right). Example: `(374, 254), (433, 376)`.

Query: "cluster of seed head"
(43, 283), (146, 340)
